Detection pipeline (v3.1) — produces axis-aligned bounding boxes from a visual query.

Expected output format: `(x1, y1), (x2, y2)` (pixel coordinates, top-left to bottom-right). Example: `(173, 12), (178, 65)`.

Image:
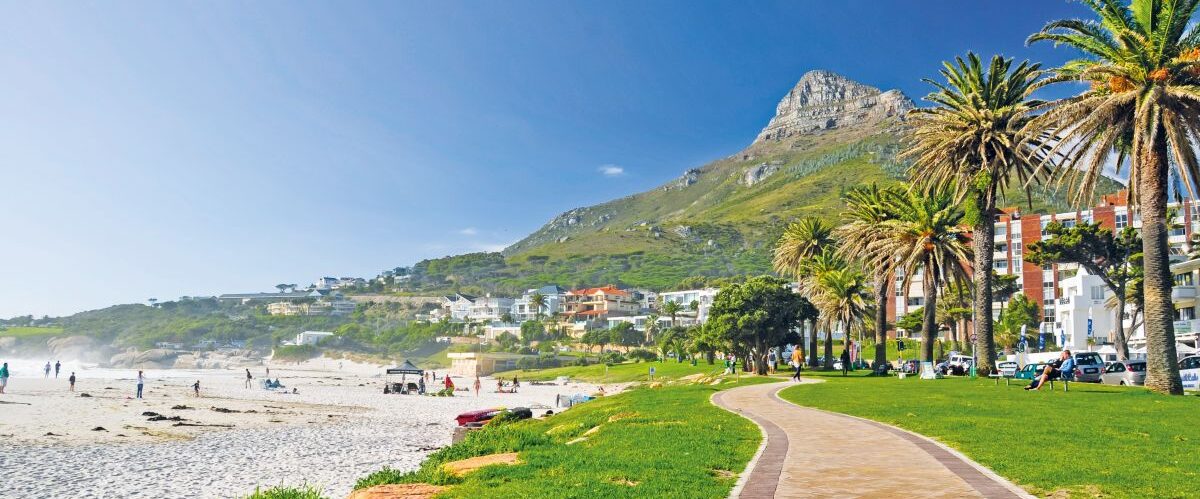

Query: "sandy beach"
(0, 357), (602, 498)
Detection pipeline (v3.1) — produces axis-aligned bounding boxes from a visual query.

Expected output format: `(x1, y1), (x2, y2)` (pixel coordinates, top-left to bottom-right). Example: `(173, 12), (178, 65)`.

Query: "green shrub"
(243, 484), (325, 499)
(627, 349), (658, 362)
(486, 410), (523, 427)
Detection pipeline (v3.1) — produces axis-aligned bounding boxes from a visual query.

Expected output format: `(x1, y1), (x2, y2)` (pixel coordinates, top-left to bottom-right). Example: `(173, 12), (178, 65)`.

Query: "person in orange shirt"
(790, 347), (804, 381)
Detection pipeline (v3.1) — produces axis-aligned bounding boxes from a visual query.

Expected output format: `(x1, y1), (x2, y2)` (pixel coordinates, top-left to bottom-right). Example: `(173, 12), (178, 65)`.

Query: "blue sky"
(0, 1), (1090, 317)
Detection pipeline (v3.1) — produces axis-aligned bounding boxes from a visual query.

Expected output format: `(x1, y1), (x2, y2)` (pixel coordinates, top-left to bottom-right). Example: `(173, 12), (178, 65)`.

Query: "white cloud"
(458, 227), (478, 236)
(598, 164), (625, 177)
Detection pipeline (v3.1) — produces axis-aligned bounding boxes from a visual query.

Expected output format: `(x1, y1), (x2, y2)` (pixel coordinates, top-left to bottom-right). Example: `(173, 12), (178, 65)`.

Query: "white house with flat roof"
(293, 331), (334, 346)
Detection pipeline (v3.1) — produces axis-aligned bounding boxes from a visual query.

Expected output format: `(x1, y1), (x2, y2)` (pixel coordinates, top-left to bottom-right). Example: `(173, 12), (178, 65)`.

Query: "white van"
(948, 354), (973, 368)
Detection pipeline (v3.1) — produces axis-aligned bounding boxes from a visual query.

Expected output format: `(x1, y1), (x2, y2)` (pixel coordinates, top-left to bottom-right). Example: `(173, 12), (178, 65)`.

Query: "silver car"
(997, 361), (1018, 377)
(1072, 352), (1106, 382)
(1100, 360), (1147, 386)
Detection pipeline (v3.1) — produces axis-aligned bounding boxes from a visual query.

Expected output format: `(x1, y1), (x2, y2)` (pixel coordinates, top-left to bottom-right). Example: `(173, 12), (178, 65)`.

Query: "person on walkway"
(44, 361), (51, 378)
(840, 349), (850, 376)
(68, 372), (76, 392)
(1, 362), (10, 394)
(55, 361), (61, 378)
(265, 366), (270, 378)
(790, 347), (804, 381)
(768, 350), (777, 374)
(136, 370), (145, 399)
(1026, 350), (1072, 391)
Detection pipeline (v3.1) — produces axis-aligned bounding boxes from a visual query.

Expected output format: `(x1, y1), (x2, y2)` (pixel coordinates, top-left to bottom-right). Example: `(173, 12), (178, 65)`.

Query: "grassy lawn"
(778, 372), (1199, 498)
(355, 377), (777, 498)
(494, 359), (732, 383)
(0, 326), (65, 338)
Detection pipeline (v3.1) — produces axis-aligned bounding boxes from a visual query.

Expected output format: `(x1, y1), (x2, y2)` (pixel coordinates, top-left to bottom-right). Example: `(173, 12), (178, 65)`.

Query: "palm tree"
(801, 249), (849, 369)
(1027, 0), (1200, 394)
(774, 217), (836, 367)
(529, 292), (547, 321)
(774, 218), (836, 276)
(836, 183), (903, 369)
(868, 189), (972, 362)
(644, 313), (662, 346)
(905, 52), (1046, 375)
(811, 267), (872, 360)
(662, 300), (682, 327)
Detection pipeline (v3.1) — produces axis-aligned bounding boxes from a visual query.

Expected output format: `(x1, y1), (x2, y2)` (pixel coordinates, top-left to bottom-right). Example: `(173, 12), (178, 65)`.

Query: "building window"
(1012, 241), (1022, 255)
(1043, 309), (1056, 322)
(1043, 288), (1055, 300)
(994, 260), (1008, 271)
(994, 242), (1008, 253)
(1061, 219), (1076, 228)
(1091, 286), (1106, 300)
(1116, 213), (1128, 229)
(1040, 220), (1050, 236)
(1175, 273), (1195, 286)
(1013, 256), (1022, 270)
(907, 297), (924, 307)
(995, 224), (1007, 237)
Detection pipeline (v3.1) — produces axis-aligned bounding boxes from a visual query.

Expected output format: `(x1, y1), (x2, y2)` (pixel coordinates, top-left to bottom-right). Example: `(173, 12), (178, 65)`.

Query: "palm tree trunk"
(874, 268), (889, 369)
(922, 265), (938, 363)
(823, 326), (834, 370)
(808, 319), (819, 367)
(973, 192), (997, 375)
(1139, 132), (1184, 395)
(1114, 292), (1129, 361)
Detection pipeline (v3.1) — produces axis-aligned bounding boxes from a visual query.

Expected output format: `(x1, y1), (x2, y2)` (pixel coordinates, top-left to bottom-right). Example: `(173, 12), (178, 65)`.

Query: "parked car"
(997, 361), (1018, 377)
(1179, 355), (1200, 390)
(1100, 360), (1147, 386)
(1014, 363), (1047, 381)
(1072, 352), (1106, 383)
(899, 359), (921, 374)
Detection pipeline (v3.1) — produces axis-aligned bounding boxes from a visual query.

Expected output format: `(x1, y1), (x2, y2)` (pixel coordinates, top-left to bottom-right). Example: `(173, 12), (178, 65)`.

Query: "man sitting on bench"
(1025, 350), (1072, 391)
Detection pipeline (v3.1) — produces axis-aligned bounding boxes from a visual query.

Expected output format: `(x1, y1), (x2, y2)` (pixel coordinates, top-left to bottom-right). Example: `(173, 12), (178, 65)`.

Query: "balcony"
(1172, 285), (1197, 301)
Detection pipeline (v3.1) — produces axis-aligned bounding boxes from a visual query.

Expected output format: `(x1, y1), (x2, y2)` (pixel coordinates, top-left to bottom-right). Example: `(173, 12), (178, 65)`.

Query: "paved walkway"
(712, 381), (1032, 499)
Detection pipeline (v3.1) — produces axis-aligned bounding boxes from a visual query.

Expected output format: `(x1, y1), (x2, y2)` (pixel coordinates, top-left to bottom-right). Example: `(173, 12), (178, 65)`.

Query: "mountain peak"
(753, 70), (914, 143)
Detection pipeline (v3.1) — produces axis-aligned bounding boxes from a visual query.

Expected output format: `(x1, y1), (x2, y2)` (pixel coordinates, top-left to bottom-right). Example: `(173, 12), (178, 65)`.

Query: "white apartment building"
(510, 285), (567, 322)
(657, 288), (719, 323)
(469, 295), (515, 322)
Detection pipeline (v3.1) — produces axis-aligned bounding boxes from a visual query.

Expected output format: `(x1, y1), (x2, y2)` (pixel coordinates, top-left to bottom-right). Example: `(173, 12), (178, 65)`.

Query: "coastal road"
(711, 381), (1033, 499)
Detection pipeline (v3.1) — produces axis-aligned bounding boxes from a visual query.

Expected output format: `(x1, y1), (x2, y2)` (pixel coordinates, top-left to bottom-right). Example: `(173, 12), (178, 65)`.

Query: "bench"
(989, 373), (1014, 386)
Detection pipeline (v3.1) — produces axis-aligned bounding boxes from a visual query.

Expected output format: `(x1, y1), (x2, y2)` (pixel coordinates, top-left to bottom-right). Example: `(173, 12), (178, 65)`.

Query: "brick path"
(712, 381), (1033, 499)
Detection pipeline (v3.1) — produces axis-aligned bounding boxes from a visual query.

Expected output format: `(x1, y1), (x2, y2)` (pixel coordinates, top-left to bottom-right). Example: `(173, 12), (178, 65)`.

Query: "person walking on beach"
(244, 369), (253, 389)
(473, 376), (481, 397)
(44, 361), (51, 378)
(136, 370), (145, 398)
(68, 372), (76, 392)
(55, 361), (61, 378)
(193, 380), (201, 397)
(790, 347), (804, 381)
(443, 374), (454, 392)
(840, 349), (850, 377)
(0, 362), (9, 394)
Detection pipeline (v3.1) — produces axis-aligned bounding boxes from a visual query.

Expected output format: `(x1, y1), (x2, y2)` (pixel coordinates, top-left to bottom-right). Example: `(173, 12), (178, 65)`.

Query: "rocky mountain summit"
(753, 70), (914, 143)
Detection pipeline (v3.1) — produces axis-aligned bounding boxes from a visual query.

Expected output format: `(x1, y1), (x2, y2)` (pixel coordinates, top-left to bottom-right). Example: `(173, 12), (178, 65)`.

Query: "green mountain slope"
(403, 71), (1123, 295)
